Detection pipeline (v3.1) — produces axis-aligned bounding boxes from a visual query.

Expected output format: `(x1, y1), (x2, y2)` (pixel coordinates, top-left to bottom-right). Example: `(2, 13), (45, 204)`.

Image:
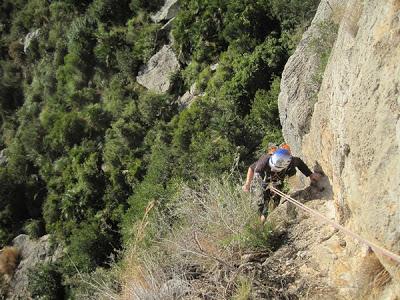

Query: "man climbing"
(242, 144), (320, 224)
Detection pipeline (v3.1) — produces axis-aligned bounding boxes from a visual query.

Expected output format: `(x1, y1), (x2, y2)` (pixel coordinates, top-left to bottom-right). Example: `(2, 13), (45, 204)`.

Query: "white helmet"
(269, 149), (292, 172)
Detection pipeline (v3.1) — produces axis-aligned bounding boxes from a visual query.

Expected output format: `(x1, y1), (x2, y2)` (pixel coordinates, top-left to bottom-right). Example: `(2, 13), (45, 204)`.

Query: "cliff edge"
(279, 0), (400, 298)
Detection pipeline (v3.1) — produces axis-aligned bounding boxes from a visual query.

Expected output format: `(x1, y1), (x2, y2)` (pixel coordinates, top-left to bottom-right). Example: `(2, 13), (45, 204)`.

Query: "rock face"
(279, 0), (400, 298)
(136, 45), (180, 93)
(151, 0), (179, 23)
(7, 234), (63, 299)
(279, 0), (348, 157)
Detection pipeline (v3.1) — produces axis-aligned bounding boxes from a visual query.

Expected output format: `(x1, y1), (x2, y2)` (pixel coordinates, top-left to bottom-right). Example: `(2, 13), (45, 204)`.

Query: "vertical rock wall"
(279, 0), (400, 297)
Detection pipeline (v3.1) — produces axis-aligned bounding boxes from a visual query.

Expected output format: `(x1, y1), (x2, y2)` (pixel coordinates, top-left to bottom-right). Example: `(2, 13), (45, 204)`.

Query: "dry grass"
(0, 246), (19, 281)
(355, 250), (394, 300)
(118, 177), (272, 299)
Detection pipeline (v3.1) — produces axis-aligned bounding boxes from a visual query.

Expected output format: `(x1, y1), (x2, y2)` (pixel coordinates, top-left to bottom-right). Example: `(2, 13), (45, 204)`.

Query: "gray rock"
(8, 234), (63, 300)
(278, 0), (400, 297)
(137, 45), (180, 93)
(151, 0), (179, 23)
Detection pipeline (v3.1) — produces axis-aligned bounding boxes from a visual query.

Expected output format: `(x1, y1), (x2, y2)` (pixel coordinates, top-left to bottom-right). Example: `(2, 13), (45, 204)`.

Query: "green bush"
(270, 0), (320, 29)
(232, 277), (252, 300)
(245, 77), (283, 152)
(195, 66), (212, 92)
(0, 167), (27, 246)
(28, 263), (65, 300)
(127, 21), (160, 65)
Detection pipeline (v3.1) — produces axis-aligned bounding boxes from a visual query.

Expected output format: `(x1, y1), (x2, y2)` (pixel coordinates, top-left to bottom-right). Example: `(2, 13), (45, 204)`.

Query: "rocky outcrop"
(279, 0), (347, 157)
(7, 234), (63, 299)
(279, 0), (400, 298)
(151, 0), (179, 23)
(136, 45), (180, 93)
(178, 83), (201, 108)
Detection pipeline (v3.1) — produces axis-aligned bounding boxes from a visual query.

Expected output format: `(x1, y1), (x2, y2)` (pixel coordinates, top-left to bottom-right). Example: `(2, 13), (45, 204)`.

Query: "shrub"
(88, 0), (131, 24)
(129, 0), (164, 13)
(137, 92), (177, 126)
(28, 263), (64, 300)
(127, 21), (160, 65)
(195, 66), (212, 92)
(43, 111), (88, 154)
(232, 276), (252, 300)
(23, 219), (45, 239)
(65, 221), (115, 273)
(66, 267), (120, 300)
(270, 0), (320, 29)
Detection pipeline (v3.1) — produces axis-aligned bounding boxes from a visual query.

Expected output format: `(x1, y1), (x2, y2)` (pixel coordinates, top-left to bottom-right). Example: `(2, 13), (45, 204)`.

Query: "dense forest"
(0, 0), (319, 297)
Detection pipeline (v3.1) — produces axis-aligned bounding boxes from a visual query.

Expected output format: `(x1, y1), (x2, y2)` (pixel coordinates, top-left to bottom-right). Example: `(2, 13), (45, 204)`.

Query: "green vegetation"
(0, 0), (319, 296)
(28, 263), (65, 300)
(23, 219), (45, 239)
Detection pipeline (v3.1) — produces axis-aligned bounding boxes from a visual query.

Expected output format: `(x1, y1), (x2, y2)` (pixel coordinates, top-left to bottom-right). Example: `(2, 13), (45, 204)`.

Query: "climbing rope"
(269, 186), (400, 265)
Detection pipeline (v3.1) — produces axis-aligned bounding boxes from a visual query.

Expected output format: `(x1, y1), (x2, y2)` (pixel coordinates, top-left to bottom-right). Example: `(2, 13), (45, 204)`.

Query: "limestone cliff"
(279, 0), (400, 298)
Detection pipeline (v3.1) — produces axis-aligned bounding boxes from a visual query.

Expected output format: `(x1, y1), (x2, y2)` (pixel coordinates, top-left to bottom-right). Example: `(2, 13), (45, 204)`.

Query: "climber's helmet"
(269, 149), (292, 172)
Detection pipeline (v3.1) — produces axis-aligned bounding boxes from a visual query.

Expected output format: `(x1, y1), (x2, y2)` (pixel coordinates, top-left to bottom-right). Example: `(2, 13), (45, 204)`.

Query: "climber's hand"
(242, 183), (250, 192)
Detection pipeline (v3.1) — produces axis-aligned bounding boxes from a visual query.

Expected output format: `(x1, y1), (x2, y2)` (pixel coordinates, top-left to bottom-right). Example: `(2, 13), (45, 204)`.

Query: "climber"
(242, 144), (321, 224)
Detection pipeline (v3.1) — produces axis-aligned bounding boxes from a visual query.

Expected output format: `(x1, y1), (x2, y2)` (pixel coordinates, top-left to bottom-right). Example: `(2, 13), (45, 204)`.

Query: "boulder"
(0, 149), (7, 166)
(7, 234), (63, 300)
(137, 45), (180, 93)
(151, 0), (179, 23)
